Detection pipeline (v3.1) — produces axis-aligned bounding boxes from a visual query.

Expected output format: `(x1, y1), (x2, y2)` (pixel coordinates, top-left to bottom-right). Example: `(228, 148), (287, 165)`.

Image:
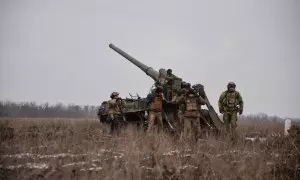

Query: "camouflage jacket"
(145, 92), (167, 111)
(165, 74), (174, 86)
(218, 90), (243, 113)
(173, 94), (206, 116)
(107, 98), (126, 117)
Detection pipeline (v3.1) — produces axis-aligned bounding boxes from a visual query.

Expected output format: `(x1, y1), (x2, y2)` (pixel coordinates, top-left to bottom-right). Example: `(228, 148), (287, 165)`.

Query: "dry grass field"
(0, 117), (299, 180)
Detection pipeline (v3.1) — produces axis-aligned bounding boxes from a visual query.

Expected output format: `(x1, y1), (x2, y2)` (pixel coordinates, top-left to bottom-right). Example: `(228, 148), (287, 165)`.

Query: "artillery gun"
(98, 43), (224, 134)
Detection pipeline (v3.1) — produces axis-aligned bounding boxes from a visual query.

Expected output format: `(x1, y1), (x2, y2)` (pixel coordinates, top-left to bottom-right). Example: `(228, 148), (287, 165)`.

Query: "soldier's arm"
(171, 94), (179, 103)
(174, 95), (185, 104)
(172, 95), (180, 104)
(218, 92), (226, 111)
(165, 76), (172, 81)
(236, 92), (244, 111)
(197, 96), (206, 105)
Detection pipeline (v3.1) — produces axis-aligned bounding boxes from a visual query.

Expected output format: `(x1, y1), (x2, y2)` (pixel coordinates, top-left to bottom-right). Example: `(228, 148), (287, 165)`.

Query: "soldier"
(164, 69), (174, 101)
(107, 92), (126, 135)
(165, 69), (174, 82)
(218, 82), (244, 138)
(145, 86), (166, 134)
(172, 88), (188, 133)
(173, 89), (206, 141)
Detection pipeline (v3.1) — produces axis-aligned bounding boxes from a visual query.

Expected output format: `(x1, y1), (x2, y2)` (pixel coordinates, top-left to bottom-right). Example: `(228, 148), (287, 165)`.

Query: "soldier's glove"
(219, 109), (224, 114)
(239, 110), (243, 115)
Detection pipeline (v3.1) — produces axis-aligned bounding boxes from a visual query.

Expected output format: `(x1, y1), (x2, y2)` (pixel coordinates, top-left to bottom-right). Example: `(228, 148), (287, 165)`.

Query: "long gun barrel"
(109, 43), (159, 81)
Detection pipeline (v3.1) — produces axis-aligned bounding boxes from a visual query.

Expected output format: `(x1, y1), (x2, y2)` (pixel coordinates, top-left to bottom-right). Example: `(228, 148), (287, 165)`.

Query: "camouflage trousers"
(147, 111), (163, 134)
(164, 86), (173, 101)
(110, 114), (126, 135)
(223, 112), (238, 137)
(182, 115), (201, 141)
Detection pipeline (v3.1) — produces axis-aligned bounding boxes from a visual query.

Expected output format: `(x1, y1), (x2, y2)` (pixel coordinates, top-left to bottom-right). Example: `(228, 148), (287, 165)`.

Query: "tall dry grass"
(0, 117), (299, 180)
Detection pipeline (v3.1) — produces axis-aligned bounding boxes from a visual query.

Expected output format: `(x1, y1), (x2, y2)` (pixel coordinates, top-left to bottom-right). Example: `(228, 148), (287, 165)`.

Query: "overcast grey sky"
(0, 0), (299, 118)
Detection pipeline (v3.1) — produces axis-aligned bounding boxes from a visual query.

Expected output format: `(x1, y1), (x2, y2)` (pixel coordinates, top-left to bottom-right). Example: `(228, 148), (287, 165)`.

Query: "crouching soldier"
(107, 92), (126, 135)
(173, 89), (206, 141)
(145, 86), (166, 134)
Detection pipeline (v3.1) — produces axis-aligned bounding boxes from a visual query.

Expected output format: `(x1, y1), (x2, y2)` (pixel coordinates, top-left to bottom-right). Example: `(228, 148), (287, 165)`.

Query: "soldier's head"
(186, 83), (191, 88)
(192, 84), (205, 97)
(110, 92), (119, 99)
(187, 89), (196, 97)
(227, 82), (236, 92)
(167, 69), (172, 75)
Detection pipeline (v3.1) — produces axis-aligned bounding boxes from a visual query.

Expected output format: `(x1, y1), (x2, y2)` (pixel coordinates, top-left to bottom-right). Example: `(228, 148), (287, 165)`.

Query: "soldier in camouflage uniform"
(165, 69), (174, 83)
(173, 89), (206, 141)
(218, 82), (243, 137)
(145, 86), (166, 134)
(171, 88), (187, 133)
(107, 92), (126, 135)
(171, 82), (194, 133)
(164, 69), (174, 101)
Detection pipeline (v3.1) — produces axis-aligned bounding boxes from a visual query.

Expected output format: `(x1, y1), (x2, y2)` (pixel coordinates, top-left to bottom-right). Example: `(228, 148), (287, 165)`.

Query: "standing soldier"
(172, 88), (188, 133)
(218, 82), (244, 138)
(165, 69), (174, 83)
(145, 86), (166, 134)
(164, 69), (175, 101)
(173, 89), (206, 141)
(107, 92), (126, 135)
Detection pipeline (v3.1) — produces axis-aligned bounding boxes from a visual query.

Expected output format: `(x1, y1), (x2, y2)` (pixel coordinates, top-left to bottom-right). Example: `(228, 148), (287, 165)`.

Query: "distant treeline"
(239, 113), (284, 122)
(0, 101), (98, 118)
(0, 101), (293, 122)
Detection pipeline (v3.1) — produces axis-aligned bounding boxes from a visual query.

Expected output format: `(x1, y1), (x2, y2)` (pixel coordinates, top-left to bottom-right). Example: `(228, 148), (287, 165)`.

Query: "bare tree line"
(0, 101), (98, 118)
(0, 101), (293, 122)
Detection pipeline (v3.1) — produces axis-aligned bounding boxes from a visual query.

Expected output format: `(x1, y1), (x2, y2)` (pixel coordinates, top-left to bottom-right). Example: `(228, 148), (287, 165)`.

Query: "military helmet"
(110, 92), (119, 98)
(227, 82), (236, 88)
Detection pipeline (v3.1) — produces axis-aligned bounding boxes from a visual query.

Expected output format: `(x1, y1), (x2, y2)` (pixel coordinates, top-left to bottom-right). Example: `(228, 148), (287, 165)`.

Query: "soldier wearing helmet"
(218, 82), (244, 138)
(145, 85), (166, 134)
(108, 92), (126, 134)
(165, 69), (173, 81)
(173, 88), (206, 141)
(164, 69), (175, 101)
